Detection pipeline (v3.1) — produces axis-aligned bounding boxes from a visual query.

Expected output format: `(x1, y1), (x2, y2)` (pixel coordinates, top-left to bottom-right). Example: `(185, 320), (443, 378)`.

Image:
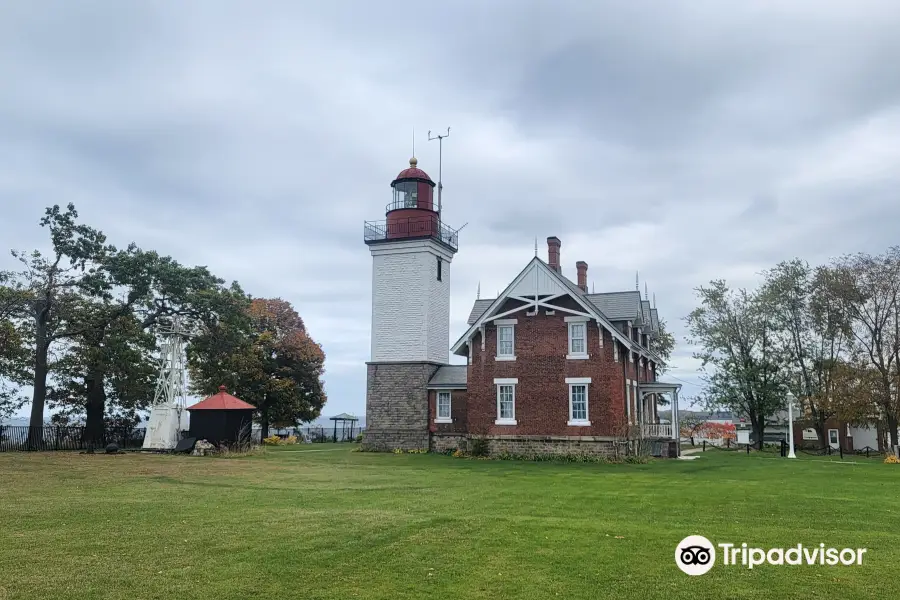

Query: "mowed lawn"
(1, 447), (899, 600)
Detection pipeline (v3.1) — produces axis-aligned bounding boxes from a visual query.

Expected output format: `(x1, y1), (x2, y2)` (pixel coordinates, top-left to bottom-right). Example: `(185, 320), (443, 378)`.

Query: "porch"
(636, 382), (683, 452)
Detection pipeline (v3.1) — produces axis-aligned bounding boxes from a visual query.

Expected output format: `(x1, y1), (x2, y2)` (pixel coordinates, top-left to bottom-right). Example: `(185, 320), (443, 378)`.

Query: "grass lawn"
(1, 446), (898, 599)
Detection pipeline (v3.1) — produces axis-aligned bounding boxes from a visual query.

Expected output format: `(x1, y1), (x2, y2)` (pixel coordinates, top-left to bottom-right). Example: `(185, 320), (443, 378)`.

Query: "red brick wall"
(466, 299), (630, 437)
(428, 389), (468, 433)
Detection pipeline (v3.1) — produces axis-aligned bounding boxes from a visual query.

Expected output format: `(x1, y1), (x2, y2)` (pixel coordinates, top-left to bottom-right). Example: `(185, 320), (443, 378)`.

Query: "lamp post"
(786, 391), (797, 459)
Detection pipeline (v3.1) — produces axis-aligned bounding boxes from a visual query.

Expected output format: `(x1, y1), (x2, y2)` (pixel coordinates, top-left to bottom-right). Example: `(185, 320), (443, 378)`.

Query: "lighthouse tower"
(362, 157), (460, 450)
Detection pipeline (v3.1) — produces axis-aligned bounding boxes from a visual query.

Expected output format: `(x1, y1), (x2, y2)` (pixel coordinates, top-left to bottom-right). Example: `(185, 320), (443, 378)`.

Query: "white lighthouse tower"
(362, 156), (460, 450)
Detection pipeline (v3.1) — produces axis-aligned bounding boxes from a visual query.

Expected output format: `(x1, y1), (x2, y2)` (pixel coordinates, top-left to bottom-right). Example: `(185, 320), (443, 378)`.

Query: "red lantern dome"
(385, 157), (437, 240)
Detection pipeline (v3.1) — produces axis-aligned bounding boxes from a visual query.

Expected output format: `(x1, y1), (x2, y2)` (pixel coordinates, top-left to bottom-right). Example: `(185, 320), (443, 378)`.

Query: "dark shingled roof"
(584, 291), (643, 322)
(428, 365), (467, 388)
(467, 299), (494, 325)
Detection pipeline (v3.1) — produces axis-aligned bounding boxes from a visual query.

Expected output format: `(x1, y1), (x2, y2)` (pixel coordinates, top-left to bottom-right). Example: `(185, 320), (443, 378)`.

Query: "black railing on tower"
(364, 218), (459, 251)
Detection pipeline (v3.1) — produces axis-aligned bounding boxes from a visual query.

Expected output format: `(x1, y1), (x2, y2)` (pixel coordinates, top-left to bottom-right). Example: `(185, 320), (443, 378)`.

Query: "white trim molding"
(495, 379), (518, 425)
(567, 319), (589, 360)
(496, 322), (516, 361)
(435, 390), (452, 423)
(567, 378), (591, 426)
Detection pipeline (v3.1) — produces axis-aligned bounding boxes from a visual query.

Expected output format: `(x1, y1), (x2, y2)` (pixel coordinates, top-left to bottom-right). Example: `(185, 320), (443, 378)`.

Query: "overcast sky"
(2, 1), (899, 421)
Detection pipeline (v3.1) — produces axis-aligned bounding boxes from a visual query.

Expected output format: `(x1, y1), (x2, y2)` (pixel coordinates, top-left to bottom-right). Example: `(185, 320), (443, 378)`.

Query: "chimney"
(576, 261), (588, 291)
(547, 236), (561, 272)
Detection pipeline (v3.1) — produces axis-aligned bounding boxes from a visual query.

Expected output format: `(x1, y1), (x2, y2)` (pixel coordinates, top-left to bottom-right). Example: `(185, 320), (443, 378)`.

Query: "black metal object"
(173, 437), (197, 453)
(363, 218), (459, 251)
(0, 426), (146, 452)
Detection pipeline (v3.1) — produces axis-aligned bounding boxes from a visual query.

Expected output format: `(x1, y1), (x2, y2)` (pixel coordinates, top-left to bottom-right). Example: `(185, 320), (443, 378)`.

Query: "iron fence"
(257, 426), (365, 443)
(0, 425), (147, 452)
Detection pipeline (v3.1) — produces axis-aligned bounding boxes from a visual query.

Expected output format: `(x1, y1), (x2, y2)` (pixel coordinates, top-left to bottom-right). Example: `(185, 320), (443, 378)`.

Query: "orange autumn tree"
(189, 297), (327, 438)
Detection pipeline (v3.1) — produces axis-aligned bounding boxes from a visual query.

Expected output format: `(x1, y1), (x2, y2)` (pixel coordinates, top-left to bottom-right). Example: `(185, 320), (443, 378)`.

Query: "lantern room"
(390, 157), (435, 212)
(363, 155), (459, 252)
(384, 157), (439, 241)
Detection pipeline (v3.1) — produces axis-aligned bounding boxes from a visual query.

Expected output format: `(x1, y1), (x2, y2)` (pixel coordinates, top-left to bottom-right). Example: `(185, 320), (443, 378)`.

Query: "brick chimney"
(547, 236), (561, 273)
(576, 261), (588, 291)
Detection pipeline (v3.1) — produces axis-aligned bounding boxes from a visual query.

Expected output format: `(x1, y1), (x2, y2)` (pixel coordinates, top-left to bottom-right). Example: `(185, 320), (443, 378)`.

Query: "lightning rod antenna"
(428, 127), (450, 219)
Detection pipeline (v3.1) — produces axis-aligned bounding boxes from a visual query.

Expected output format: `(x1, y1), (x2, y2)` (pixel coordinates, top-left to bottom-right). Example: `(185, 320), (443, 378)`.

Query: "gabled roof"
(451, 257), (659, 360)
(650, 307), (660, 332)
(187, 386), (256, 411)
(585, 291), (643, 322)
(467, 299), (494, 325)
(329, 412), (358, 421)
(428, 365), (467, 388)
(641, 300), (653, 331)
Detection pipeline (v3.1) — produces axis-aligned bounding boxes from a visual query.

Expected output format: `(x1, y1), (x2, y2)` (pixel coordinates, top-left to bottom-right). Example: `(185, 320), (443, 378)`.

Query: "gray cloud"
(2, 0), (900, 417)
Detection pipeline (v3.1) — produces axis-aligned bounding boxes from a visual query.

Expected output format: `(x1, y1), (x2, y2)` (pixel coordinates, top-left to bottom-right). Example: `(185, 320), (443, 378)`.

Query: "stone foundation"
(430, 433), (468, 453)
(484, 435), (620, 457)
(429, 433), (678, 458)
(362, 361), (442, 452)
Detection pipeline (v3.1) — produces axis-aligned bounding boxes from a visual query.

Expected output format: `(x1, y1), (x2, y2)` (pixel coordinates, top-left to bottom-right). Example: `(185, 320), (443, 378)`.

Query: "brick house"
(362, 157), (681, 457)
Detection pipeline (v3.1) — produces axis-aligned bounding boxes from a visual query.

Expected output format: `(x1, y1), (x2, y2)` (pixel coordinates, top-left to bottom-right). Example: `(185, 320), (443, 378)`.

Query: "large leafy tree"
(47, 246), (244, 444)
(6, 204), (112, 443)
(189, 297), (327, 438)
(759, 260), (851, 443)
(686, 280), (787, 448)
(827, 248), (900, 447)
(0, 271), (32, 420)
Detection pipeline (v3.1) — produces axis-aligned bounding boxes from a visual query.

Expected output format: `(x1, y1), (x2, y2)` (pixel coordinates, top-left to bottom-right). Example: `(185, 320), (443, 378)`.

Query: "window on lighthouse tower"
(394, 181), (418, 208)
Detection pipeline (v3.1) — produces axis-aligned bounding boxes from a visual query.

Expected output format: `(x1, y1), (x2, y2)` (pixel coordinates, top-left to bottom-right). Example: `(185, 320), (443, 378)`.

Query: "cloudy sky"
(2, 1), (899, 420)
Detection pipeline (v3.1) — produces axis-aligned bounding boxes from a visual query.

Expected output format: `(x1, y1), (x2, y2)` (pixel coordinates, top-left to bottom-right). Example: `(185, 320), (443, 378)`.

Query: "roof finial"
(645, 282), (649, 300)
(636, 271), (640, 291)
(412, 126), (415, 159)
(592, 282), (595, 294)
(476, 281), (481, 300)
(534, 237), (538, 257)
(653, 293), (656, 309)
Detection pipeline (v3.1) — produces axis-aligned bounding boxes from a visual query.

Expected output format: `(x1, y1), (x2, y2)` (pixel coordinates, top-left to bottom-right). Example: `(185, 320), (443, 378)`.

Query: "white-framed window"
(435, 391), (452, 423)
(495, 378), (517, 425)
(566, 377), (591, 426)
(565, 316), (589, 359)
(495, 319), (517, 361)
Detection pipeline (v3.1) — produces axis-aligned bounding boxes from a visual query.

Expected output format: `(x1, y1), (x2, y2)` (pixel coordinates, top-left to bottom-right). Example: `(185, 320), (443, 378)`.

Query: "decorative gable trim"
(451, 257), (652, 359)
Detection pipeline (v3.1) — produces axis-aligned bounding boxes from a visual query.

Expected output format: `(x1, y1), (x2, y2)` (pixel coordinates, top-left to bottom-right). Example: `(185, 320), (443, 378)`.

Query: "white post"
(786, 391), (797, 459)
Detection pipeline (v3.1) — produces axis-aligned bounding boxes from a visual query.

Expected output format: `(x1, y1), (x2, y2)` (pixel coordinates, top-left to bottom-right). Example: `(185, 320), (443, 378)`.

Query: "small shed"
(329, 413), (359, 442)
(187, 386), (256, 445)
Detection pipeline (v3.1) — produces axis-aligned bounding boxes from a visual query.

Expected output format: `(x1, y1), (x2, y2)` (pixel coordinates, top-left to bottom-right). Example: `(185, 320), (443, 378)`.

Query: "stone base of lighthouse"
(362, 361), (443, 451)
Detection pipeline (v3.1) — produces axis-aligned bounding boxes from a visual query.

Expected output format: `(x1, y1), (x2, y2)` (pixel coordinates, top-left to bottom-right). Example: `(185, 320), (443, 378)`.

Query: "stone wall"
(483, 435), (620, 457)
(430, 433), (467, 453)
(363, 361), (441, 451)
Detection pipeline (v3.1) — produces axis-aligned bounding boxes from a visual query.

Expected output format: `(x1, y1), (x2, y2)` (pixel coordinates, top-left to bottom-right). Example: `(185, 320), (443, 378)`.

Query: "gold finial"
(409, 157), (418, 167)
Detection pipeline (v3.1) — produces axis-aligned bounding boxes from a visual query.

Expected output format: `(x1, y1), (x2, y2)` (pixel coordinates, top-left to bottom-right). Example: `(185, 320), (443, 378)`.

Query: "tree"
(0, 271), (32, 420)
(827, 248), (900, 447)
(188, 298), (327, 438)
(679, 414), (707, 446)
(7, 204), (111, 444)
(760, 260), (851, 444)
(652, 317), (676, 374)
(47, 246), (242, 444)
(686, 280), (787, 449)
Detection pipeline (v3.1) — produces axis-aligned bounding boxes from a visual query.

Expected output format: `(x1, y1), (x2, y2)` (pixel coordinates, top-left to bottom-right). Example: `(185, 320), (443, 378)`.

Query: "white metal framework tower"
(142, 317), (190, 450)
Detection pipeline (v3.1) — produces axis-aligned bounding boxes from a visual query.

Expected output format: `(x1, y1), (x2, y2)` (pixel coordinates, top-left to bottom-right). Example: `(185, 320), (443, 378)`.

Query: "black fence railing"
(364, 218), (459, 251)
(0, 426), (147, 452)
(259, 426), (365, 443)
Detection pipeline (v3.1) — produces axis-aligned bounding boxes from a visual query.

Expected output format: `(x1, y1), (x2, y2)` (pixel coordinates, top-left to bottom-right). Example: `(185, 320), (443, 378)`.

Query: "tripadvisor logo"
(675, 536), (867, 575)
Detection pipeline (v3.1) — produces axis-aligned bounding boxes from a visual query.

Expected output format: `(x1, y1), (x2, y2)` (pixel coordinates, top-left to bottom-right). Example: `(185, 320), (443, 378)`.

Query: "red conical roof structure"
(187, 386), (256, 411)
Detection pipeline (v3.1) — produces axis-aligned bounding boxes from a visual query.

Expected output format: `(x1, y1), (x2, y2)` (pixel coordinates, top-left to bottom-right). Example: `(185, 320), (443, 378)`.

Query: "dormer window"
(565, 316), (589, 360)
(495, 319), (517, 361)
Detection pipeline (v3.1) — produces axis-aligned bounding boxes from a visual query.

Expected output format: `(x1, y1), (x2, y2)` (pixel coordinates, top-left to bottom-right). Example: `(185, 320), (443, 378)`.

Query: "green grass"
(1, 446), (898, 599)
